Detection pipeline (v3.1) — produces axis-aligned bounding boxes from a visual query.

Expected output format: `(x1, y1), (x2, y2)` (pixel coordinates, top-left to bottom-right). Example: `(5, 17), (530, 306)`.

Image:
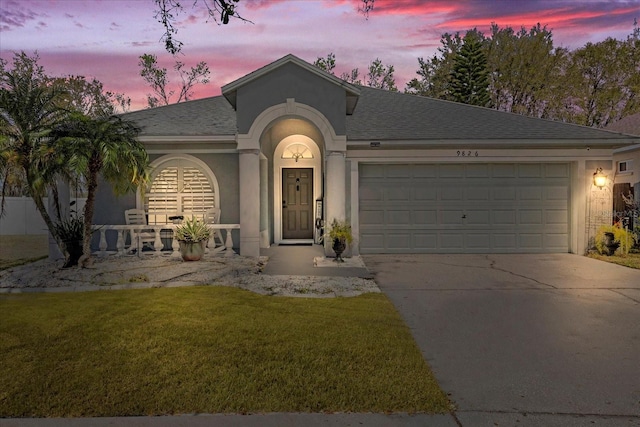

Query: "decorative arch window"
(281, 143), (314, 162)
(145, 157), (218, 225)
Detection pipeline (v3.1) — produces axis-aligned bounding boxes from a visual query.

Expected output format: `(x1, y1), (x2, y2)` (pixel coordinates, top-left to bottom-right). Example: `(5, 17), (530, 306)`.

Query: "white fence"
(0, 197), (86, 235)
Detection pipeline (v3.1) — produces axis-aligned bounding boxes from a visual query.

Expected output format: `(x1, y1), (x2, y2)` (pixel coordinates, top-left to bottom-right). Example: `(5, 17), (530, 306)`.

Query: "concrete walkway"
(260, 243), (372, 278)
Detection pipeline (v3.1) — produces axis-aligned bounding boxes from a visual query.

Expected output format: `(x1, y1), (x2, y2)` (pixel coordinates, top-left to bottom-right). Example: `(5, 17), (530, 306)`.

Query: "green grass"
(587, 252), (640, 269)
(0, 286), (450, 417)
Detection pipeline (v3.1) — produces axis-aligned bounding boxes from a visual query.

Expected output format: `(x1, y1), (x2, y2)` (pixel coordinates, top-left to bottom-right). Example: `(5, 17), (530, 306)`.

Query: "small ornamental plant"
(174, 217), (211, 243)
(327, 218), (353, 245)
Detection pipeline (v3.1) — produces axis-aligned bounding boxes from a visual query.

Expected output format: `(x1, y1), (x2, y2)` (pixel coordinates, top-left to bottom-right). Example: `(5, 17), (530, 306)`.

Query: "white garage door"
(359, 163), (570, 253)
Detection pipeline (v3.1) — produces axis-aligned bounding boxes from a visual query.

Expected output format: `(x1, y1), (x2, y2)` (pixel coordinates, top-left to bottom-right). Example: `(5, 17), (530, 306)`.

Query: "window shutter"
(145, 162), (216, 224)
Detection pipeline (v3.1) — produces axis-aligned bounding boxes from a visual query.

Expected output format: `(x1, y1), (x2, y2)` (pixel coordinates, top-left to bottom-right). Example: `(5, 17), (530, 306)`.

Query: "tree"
(53, 114), (149, 267)
(449, 32), (491, 107)
(139, 53), (210, 108)
(313, 53), (336, 75)
(1, 51), (148, 268)
(53, 75), (130, 117)
(367, 58), (397, 91)
(154, 1), (375, 53)
(405, 32), (465, 98)
(340, 68), (362, 85)
(0, 52), (71, 260)
(486, 23), (565, 117)
(313, 52), (361, 85)
(562, 25), (640, 127)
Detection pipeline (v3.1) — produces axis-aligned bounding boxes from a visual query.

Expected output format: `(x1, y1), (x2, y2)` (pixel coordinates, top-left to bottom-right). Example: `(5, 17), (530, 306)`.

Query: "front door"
(282, 168), (313, 239)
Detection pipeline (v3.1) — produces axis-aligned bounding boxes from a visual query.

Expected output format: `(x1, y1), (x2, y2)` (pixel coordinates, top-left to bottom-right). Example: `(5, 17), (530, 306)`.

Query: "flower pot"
(332, 238), (346, 262)
(179, 240), (207, 261)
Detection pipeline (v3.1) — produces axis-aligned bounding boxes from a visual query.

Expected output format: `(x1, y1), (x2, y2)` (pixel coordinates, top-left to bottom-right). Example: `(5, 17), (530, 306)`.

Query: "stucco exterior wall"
(235, 63), (347, 135)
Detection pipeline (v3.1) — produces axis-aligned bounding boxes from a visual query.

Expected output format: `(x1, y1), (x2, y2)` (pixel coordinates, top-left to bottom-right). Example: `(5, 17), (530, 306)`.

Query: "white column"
(259, 154), (269, 248)
(325, 150), (346, 254)
(350, 159), (360, 256)
(239, 149), (261, 257)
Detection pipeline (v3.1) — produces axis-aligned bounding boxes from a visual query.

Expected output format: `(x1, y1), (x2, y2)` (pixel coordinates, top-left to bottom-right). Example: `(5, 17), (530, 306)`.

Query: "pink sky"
(1, 0), (638, 111)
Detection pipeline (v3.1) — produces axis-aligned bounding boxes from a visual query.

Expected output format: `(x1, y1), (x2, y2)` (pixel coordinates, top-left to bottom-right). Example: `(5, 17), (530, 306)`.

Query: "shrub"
(595, 224), (634, 255)
(174, 216), (210, 242)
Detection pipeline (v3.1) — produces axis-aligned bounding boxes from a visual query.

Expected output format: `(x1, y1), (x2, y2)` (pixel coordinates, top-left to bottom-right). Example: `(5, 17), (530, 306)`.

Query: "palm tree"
(54, 113), (149, 267)
(0, 52), (71, 259)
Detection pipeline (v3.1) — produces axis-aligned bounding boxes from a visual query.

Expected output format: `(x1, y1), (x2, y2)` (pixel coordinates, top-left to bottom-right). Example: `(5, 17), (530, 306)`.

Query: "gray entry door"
(282, 168), (313, 239)
(359, 163), (570, 253)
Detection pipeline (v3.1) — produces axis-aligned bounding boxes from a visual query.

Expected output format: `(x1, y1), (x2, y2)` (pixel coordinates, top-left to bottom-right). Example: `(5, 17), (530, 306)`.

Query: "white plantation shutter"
(145, 160), (217, 225)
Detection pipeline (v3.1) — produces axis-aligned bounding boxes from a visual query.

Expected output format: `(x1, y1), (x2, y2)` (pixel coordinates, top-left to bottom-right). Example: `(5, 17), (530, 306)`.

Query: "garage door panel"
(494, 233), (517, 248)
(440, 233), (465, 249)
(414, 233), (438, 250)
(360, 233), (385, 250)
(493, 188), (517, 200)
(359, 163), (569, 254)
(467, 233), (492, 249)
(492, 210), (516, 224)
(493, 164), (517, 177)
(520, 234), (543, 248)
(545, 163), (570, 177)
(467, 188), (490, 200)
(466, 164), (490, 177)
(466, 210), (490, 224)
(546, 187), (569, 200)
(359, 186), (383, 201)
(519, 163), (543, 177)
(414, 188), (437, 200)
(440, 164), (466, 177)
(359, 209), (384, 225)
(387, 187), (410, 201)
(546, 209), (569, 224)
(388, 210), (411, 225)
(442, 210), (465, 224)
(520, 210), (543, 224)
(413, 210), (437, 224)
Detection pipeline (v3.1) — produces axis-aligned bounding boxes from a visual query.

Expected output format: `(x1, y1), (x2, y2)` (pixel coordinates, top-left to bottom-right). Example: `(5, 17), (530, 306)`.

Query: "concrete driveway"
(364, 253), (640, 426)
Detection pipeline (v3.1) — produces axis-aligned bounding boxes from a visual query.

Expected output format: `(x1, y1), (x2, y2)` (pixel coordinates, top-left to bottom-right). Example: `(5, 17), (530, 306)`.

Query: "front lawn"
(587, 252), (640, 269)
(0, 286), (450, 417)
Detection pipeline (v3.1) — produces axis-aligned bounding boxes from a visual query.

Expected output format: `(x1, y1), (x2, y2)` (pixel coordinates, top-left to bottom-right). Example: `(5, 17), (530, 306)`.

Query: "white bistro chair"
(124, 209), (156, 253)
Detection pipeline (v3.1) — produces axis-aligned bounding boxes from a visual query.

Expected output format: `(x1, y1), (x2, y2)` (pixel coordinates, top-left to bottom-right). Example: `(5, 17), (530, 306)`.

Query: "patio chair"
(124, 209), (156, 252)
(205, 208), (225, 249)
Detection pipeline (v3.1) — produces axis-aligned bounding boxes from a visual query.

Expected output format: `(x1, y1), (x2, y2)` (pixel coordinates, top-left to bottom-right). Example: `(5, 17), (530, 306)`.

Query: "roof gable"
(221, 54), (360, 114)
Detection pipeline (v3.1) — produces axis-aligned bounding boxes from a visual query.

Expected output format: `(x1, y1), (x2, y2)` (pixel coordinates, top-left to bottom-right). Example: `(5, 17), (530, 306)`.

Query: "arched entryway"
(273, 135), (322, 244)
(236, 99), (346, 256)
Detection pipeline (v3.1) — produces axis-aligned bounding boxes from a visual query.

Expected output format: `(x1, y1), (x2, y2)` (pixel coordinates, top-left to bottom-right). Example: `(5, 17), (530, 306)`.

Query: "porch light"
(593, 168), (607, 189)
(282, 143), (313, 162)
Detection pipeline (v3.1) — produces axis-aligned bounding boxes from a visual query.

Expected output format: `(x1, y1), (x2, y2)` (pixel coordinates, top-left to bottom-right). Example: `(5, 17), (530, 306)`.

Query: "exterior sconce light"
(593, 167), (607, 189)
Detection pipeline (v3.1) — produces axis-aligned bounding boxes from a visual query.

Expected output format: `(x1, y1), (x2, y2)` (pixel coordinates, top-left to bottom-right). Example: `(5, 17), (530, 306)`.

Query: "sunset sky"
(1, 0), (639, 111)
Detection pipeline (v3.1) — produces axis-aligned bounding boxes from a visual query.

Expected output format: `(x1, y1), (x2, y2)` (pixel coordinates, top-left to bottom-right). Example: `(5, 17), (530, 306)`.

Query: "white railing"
(93, 224), (240, 258)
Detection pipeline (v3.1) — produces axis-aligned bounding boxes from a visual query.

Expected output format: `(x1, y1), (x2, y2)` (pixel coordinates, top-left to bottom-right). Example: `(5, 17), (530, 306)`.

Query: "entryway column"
(325, 150), (346, 226)
(239, 148), (261, 257)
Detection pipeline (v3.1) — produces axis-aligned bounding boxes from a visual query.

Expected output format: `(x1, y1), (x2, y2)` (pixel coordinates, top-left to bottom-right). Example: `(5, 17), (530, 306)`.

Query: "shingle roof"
(121, 96), (236, 137)
(346, 86), (635, 143)
(605, 112), (640, 136)
(124, 84), (638, 145)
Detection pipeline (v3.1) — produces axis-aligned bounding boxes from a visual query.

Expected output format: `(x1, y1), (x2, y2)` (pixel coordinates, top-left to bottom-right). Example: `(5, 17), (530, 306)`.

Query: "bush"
(595, 224), (634, 255)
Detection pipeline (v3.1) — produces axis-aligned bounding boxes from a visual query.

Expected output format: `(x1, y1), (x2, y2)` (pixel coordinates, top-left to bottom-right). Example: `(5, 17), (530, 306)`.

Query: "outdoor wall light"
(593, 167), (607, 189)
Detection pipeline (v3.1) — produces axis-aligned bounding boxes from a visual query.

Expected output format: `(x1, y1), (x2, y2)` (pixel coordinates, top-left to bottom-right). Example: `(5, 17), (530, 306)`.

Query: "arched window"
(145, 156), (218, 225)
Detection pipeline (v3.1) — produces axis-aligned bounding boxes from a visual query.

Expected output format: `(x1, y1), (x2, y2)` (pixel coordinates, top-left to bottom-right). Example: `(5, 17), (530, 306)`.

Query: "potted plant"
(174, 216), (211, 261)
(327, 218), (353, 262)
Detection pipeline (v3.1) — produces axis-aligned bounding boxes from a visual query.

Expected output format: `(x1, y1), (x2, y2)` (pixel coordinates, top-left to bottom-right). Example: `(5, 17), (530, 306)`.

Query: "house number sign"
(456, 150), (479, 157)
